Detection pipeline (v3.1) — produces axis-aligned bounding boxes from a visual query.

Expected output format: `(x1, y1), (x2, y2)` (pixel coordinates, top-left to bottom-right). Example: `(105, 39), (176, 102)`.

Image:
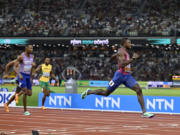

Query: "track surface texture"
(0, 107), (180, 135)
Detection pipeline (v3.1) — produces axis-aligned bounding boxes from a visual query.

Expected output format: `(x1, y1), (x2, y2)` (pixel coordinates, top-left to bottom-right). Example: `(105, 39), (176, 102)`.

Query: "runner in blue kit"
(14, 44), (35, 116)
(81, 38), (154, 118)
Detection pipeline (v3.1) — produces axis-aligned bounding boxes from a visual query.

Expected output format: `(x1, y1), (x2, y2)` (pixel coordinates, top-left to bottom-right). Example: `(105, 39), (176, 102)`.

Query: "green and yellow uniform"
(39, 64), (52, 90)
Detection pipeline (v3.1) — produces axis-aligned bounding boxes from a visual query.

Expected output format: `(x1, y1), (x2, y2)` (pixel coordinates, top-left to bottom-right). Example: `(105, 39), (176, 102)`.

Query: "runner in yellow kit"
(33, 58), (58, 110)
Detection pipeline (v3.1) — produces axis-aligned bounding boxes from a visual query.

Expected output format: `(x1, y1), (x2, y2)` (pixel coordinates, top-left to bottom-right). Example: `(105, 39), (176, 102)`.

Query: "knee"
(28, 93), (32, 96)
(27, 91), (32, 96)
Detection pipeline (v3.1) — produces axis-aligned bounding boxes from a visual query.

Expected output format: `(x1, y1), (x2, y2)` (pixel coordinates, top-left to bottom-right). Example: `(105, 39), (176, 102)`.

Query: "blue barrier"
(0, 78), (3, 84)
(38, 93), (180, 114)
(0, 92), (16, 106)
(89, 80), (109, 87)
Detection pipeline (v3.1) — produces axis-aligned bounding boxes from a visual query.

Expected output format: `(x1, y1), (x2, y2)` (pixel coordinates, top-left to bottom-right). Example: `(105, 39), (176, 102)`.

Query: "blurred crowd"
(0, 45), (179, 81)
(0, 0), (179, 81)
(0, 0), (180, 37)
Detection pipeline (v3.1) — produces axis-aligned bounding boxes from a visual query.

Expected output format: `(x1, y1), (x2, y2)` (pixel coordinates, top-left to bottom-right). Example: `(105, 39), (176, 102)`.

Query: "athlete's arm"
(30, 63), (36, 79)
(14, 55), (23, 80)
(3, 60), (16, 78)
(109, 53), (118, 62)
(51, 71), (58, 83)
(32, 65), (42, 77)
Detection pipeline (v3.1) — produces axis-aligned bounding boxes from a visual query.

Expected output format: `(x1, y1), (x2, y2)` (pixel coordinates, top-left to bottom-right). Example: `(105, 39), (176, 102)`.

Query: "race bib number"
(109, 80), (115, 87)
(24, 65), (32, 72)
(43, 72), (50, 77)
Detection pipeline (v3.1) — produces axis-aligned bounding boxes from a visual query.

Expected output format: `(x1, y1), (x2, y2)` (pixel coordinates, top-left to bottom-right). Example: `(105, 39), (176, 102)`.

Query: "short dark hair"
(121, 38), (128, 46)
(26, 44), (32, 48)
(45, 57), (50, 59)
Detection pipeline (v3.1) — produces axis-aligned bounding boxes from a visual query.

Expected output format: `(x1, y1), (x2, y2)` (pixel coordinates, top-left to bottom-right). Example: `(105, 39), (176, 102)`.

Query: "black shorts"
(15, 80), (21, 93)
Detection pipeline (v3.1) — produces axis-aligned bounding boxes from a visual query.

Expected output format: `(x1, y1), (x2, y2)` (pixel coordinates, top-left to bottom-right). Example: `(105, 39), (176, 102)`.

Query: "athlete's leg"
(124, 75), (154, 118)
(23, 76), (32, 115)
(131, 84), (146, 113)
(123, 75), (146, 113)
(42, 87), (49, 106)
(40, 81), (50, 109)
(22, 88), (28, 112)
(17, 90), (24, 96)
(87, 89), (111, 96)
(42, 82), (51, 110)
(4, 94), (16, 112)
(6, 84), (23, 106)
(4, 78), (24, 112)
(82, 71), (123, 99)
(15, 85), (23, 103)
(5, 90), (23, 111)
(4, 86), (23, 112)
(22, 89), (32, 115)
(6, 95), (15, 106)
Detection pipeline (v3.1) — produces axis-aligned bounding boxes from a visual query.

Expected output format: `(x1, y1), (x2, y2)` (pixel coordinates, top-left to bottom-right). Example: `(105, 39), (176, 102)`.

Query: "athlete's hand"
(3, 74), (8, 79)
(132, 53), (139, 59)
(19, 74), (23, 80)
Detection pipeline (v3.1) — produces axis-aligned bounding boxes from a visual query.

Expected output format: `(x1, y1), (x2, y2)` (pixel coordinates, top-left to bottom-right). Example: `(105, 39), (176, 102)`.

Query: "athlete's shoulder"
(11, 59), (17, 64)
(48, 64), (52, 69)
(117, 48), (125, 56)
(6, 59), (16, 67)
(17, 54), (23, 62)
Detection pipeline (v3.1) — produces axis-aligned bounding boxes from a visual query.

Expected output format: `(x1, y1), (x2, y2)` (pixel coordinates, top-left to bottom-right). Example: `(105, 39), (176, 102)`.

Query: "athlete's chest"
(42, 65), (52, 72)
(124, 53), (130, 60)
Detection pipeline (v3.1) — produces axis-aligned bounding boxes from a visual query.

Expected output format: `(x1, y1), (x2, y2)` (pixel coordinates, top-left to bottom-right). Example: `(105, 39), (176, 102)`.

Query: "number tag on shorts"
(43, 72), (50, 77)
(18, 82), (22, 87)
(109, 80), (115, 87)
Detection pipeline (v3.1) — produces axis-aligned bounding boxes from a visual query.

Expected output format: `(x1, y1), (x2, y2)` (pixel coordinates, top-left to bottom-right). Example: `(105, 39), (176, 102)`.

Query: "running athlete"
(14, 45), (35, 115)
(81, 38), (154, 118)
(33, 58), (58, 110)
(3, 59), (23, 112)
